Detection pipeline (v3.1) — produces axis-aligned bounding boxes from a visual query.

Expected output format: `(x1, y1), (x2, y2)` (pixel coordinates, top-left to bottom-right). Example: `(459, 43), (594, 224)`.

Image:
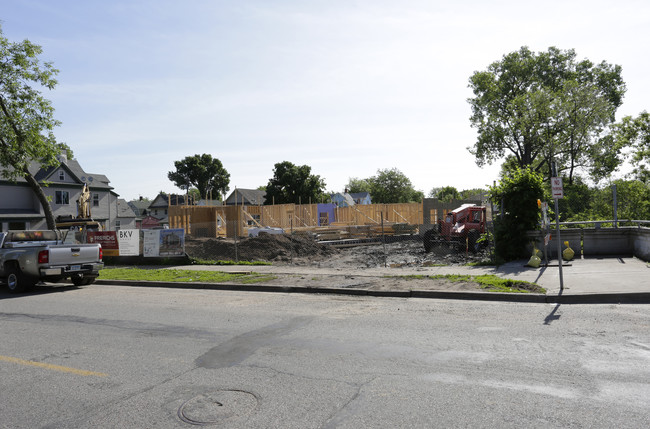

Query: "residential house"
(330, 191), (372, 207)
(127, 197), (151, 229)
(148, 192), (191, 227)
(0, 155), (121, 231)
(350, 192), (372, 205)
(225, 188), (266, 206)
(115, 199), (137, 230)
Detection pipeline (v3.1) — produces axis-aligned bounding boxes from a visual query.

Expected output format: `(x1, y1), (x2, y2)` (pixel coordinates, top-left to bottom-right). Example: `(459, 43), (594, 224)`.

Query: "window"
(59, 170), (65, 181)
(93, 194), (99, 207)
(319, 212), (329, 226)
(55, 191), (69, 205)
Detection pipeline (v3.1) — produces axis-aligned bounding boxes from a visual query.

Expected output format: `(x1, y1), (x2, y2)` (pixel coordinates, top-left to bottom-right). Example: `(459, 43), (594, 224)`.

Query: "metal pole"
(551, 161), (563, 291)
(554, 197), (564, 291)
(381, 212), (387, 268)
(612, 184), (618, 228)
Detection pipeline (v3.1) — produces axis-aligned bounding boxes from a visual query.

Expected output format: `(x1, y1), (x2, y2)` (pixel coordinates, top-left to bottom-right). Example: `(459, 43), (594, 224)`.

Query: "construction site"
(168, 199), (488, 241)
(171, 198), (492, 267)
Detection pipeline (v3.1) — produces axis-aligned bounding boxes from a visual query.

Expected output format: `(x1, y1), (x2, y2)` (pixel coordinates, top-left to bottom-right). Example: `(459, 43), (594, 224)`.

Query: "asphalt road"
(1, 284), (649, 428)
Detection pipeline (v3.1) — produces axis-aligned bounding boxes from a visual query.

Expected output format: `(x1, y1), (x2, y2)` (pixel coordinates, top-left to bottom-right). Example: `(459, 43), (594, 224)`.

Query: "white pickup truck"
(0, 230), (104, 293)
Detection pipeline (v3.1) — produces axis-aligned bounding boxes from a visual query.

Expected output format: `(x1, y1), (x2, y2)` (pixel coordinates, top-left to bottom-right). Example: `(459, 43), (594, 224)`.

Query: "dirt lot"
(184, 235), (542, 293)
(184, 234), (488, 267)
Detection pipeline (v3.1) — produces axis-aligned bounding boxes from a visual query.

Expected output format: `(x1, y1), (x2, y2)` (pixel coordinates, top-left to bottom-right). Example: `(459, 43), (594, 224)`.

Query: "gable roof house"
(127, 197), (151, 228)
(225, 188), (266, 206)
(0, 155), (121, 231)
(330, 191), (372, 207)
(350, 192), (372, 205)
(148, 192), (191, 227)
(115, 199), (137, 230)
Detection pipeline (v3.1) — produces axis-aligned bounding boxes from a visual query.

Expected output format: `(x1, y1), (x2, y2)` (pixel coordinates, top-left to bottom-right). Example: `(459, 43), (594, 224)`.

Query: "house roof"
(12, 158), (114, 191)
(226, 189), (266, 205)
(350, 192), (371, 200)
(128, 199), (150, 216)
(150, 193), (190, 208)
(116, 199), (136, 218)
(331, 192), (356, 207)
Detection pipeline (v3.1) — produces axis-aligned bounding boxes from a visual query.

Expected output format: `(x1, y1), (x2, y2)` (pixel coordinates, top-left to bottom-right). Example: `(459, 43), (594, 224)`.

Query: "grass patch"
(386, 274), (545, 294)
(190, 258), (271, 266)
(99, 267), (276, 284)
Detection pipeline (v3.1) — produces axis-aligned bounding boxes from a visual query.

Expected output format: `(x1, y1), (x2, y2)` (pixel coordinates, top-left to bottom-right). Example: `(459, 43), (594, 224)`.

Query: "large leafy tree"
(468, 46), (626, 184)
(361, 168), (423, 204)
(264, 161), (326, 205)
(0, 26), (66, 229)
(429, 186), (459, 202)
(489, 167), (545, 261)
(167, 154), (230, 200)
(609, 111), (650, 182)
(345, 177), (372, 194)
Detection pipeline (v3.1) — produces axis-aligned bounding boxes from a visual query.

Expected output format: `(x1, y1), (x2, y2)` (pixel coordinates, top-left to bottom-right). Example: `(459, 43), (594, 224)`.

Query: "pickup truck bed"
(0, 230), (104, 293)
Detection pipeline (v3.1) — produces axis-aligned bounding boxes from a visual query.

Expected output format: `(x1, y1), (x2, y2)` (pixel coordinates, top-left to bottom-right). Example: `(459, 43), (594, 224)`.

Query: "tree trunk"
(23, 168), (56, 230)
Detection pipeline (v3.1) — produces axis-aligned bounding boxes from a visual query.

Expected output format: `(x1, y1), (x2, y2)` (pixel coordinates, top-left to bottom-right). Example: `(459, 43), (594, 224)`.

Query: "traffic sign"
(551, 177), (564, 199)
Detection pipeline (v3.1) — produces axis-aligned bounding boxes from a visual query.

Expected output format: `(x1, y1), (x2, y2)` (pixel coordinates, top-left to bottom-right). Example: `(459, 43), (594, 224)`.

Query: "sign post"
(551, 170), (564, 292)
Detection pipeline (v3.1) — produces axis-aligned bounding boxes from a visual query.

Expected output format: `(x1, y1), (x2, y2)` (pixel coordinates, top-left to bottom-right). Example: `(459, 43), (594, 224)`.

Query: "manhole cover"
(178, 389), (258, 426)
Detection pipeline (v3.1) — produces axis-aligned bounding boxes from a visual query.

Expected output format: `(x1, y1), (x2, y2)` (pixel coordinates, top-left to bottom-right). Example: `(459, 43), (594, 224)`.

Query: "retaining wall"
(528, 227), (650, 261)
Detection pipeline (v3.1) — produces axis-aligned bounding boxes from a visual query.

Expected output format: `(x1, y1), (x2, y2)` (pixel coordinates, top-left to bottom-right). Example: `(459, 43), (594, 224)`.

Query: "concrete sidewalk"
(157, 256), (650, 304)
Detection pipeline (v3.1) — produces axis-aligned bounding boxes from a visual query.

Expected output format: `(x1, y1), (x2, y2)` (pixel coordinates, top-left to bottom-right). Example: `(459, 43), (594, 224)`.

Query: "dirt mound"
(185, 234), (339, 263)
(185, 234), (490, 268)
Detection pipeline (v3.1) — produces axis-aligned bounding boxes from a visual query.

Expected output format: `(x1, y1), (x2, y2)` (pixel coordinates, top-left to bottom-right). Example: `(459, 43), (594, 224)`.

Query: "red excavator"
(423, 204), (487, 253)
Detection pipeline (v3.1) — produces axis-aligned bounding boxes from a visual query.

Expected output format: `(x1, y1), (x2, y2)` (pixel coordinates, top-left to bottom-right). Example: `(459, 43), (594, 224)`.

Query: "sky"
(2, 0), (649, 201)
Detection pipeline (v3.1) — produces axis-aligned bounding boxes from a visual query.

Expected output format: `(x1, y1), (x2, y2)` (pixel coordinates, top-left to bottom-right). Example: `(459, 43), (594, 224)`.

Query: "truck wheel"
(6, 266), (34, 293)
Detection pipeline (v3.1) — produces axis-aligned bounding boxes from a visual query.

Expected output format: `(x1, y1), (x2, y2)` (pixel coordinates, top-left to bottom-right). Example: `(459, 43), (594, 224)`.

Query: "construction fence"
(165, 183), (650, 265)
(166, 199), (493, 265)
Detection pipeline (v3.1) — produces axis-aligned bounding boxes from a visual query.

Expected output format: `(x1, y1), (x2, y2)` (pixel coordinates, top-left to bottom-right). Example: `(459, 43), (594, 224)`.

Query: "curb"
(92, 279), (579, 303)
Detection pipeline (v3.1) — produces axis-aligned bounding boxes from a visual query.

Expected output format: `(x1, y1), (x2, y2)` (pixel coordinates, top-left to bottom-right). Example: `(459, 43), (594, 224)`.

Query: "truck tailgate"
(48, 244), (100, 265)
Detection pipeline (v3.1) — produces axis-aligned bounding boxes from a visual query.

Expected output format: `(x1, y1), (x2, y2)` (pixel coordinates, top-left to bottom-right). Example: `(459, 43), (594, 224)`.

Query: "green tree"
(460, 188), (487, 200)
(0, 26), (66, 229)
(433, 186), (460, 202)
(264, 161), (326, 204)
(558, 177), (592, 221)
(345, 177), (372, 194)
(187, 188), (201, 202)
(167, 154), (230, 200)
(468, 46), (626, 184)
(609, 112), (650, 182)
(613, 180), (650, 220)
(363, 168), (422, 203)
(489, 167), (545, 261)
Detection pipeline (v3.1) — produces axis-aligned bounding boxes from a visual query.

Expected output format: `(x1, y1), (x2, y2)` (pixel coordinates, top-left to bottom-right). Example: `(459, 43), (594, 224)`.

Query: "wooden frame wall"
(169, 203), (423, 237)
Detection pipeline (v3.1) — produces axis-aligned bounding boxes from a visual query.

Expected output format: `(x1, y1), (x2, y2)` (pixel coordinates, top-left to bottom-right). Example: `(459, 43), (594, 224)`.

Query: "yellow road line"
(0, 355), (108, 377)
